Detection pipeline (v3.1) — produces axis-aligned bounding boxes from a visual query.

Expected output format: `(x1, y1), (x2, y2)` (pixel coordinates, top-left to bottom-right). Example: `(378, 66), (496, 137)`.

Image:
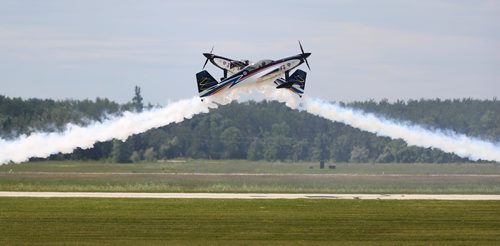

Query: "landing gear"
(221, 70), (228, 81)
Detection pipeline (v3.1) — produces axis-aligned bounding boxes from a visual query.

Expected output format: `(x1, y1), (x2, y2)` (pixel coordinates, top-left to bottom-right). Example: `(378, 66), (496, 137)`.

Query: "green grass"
(1, 172), (500, 194)
(0, 198), (499, 244)
(1, 160), (499, 194)
(1, 160), (500, 174)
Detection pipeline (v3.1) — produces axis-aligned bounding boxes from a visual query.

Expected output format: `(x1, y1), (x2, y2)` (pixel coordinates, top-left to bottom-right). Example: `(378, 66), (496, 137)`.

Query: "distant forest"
(1, 88), (499, 163)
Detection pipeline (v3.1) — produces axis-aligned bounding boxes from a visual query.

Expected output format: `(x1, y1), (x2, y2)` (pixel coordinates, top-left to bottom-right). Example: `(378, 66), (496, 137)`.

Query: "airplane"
(196, 41), (311, 100)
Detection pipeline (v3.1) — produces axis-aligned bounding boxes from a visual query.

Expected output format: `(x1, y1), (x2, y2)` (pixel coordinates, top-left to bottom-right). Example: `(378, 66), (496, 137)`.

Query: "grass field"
(1, 172), (500, 194)
(1, 198), (499, 244)
(1, 162), (499, 244)
(2, 160), (500, 174)
(1, 160), (499, 194)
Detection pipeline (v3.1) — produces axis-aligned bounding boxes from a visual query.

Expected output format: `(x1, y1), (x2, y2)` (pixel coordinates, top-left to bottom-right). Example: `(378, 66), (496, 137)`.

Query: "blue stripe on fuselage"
(200, 76), (242, 97)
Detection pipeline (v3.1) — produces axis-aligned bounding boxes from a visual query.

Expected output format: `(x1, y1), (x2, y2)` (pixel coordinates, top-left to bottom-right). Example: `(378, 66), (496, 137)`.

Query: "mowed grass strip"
(2, 160), (500, 175)
(0, 198), (499, 244)
(1, 172), (500, 194)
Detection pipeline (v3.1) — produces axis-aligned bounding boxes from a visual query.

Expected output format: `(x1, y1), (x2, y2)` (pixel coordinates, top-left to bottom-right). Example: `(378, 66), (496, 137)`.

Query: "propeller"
(298, 40), (311, 71)
(202, 46), (214, 69)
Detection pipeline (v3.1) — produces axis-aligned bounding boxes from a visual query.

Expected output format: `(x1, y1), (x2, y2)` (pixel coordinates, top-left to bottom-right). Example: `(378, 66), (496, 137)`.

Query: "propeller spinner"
(202, 46), (214, 69)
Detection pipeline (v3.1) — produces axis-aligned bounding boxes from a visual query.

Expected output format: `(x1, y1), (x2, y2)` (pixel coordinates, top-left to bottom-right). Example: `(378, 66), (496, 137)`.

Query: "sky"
(0, 0), (499, 104)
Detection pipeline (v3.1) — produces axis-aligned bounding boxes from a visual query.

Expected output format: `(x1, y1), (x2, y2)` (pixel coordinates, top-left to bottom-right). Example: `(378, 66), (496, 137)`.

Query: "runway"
(0, 192), (499, 200)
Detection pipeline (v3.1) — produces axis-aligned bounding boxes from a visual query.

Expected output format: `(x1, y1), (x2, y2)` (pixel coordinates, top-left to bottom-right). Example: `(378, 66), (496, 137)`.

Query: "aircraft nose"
(302, 52), (311, 59)
(203, 53), (213, 58)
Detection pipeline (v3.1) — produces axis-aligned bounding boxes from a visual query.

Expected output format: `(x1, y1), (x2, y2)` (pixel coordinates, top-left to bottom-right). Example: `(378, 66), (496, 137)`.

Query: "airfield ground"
(1, 198), (499, 244)
(2, 160), (500, 175)
(0, 160), (499, 194)
(1, 160), (499, 244)
(2, 191), (500, 200)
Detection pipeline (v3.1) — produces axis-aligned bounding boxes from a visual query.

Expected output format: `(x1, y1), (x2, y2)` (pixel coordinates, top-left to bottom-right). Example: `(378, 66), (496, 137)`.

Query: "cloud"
(299, 22), (500, 101)
(0, 0), (498, 102)
(308, 22), (500, 61)
(0, 26), (195, 64)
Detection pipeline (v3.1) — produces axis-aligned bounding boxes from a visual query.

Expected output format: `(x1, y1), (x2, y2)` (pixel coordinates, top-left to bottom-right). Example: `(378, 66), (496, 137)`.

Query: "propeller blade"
(299, 40), (304, 54)
(202, 58), (209, 69)
(299, 41), (310, 70)
(305, 58), (311, 71)
(202, 46), (214, 69)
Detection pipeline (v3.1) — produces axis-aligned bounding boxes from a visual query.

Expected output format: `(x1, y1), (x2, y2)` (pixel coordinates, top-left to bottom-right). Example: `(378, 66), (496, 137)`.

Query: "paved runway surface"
(1, 192), (500, 200)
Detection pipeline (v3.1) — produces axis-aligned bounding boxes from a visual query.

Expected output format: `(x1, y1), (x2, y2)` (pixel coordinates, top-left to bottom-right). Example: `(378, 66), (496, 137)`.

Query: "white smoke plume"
(302, 97), (500, 162)
(240, 83), (500, 162)
(0, 97), (219, 164)
(0, 81), (499, 164)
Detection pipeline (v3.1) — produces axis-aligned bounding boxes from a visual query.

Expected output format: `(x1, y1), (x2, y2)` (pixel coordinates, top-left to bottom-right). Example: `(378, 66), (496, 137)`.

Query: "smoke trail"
(253, 83), (500, 162)
(302, 97), (500, 162)
(0, 97), (219, 164)
(1, 81), (499, 164)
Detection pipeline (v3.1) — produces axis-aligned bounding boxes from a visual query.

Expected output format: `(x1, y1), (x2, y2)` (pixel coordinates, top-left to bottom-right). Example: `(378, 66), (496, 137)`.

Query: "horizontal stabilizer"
(276, 81), (295, 89)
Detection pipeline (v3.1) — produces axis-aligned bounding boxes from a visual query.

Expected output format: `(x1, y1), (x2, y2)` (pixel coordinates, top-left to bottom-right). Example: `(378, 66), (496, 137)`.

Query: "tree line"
(0, 88), (498, 163)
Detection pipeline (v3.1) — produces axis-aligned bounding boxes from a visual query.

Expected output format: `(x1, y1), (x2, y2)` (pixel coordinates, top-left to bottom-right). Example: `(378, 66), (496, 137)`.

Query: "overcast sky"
(1, 0), (499, 104)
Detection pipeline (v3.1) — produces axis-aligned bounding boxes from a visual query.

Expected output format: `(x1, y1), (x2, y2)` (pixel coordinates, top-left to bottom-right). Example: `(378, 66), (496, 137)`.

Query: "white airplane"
(196, 41), (311, 99)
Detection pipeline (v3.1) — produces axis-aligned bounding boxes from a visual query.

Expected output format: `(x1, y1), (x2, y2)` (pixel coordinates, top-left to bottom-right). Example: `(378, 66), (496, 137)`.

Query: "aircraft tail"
(289, 69), (306, 90)
(196, 70), (219, 94)
(274, 69), (307, 97)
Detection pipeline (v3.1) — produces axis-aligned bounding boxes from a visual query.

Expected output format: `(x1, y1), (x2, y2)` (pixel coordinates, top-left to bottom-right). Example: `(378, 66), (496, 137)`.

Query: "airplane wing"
(206, 54), (249, 75)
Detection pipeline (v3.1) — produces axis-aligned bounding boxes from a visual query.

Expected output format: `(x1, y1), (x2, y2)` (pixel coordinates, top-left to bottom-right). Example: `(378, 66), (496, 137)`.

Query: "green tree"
(143, 147), (156, 162)
(132, 86), (144, 112)
(247, 139), (264, 160)
(2, 94), (498, 163)
(376, 147), (395, 163)
(130, 151), (141, 163)
(312, 134), (329, 161)
(159, 136), (181, 159)
(329, 135), (351, 162)
(292, 140), (310, 161)
(221, 127), (245, 159)
(349, 145), (369, 163)
(111, 139), (131, 163)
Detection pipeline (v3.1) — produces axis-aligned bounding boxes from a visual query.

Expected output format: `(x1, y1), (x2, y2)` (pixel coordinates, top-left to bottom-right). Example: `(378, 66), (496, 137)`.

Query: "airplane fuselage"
(200, 54), (309, 97)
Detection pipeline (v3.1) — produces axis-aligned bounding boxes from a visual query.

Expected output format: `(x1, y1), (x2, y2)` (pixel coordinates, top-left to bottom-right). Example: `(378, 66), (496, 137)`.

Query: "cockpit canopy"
(243, 59), (274, 72)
